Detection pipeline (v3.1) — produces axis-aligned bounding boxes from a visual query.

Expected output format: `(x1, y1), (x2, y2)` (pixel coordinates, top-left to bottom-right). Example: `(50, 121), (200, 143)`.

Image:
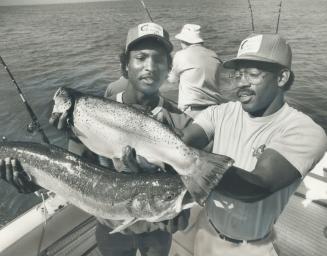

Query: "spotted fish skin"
(51, 87), (234, 205)
(0, 141), (191, 222)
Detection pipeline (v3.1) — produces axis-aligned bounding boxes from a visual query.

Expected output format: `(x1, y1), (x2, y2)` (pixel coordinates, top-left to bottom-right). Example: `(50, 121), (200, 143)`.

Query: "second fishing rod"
(0, 56), (50, 145)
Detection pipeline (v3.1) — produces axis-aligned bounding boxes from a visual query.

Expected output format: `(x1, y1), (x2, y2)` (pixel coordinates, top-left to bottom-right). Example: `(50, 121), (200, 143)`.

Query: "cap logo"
(138, 23), (164, 37)
(237, 35), (263, 56)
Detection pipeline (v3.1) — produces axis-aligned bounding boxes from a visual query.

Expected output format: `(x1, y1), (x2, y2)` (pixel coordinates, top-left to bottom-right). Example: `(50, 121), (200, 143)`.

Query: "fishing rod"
(0, 56), (50, 144)
(247, 0), (255, 32)
(275, 0), (283, 33)
(137, 0), (154, 22)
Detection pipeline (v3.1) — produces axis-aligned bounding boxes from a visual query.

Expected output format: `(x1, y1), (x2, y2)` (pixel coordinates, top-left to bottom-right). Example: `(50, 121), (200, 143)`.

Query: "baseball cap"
(175, 24), (204, 44)
(223, 34), (292, 70)
(125, 22), (173, 53)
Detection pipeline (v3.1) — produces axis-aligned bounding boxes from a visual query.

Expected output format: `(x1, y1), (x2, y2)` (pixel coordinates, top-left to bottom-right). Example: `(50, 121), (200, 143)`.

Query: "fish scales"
(77, 97), (182, 149)
(52, 87), (234, 205)
(0, 142), (189, 222)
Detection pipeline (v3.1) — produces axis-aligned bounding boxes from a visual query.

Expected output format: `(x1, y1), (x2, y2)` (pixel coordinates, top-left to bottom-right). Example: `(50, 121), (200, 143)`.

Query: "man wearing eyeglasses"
(181, 34), (327, 255)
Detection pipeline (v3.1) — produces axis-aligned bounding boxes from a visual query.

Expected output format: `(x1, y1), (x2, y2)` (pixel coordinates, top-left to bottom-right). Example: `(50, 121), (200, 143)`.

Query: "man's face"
(127, 40), (169, 95)
(232, 62), (281, 117)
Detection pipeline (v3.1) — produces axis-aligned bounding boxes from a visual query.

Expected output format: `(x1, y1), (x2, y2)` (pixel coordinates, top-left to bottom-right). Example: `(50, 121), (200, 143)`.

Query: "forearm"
(215, 166), (272, 202)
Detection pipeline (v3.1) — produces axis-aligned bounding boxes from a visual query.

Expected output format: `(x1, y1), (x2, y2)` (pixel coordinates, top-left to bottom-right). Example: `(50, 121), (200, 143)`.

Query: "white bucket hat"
(175, 24), (204, 44)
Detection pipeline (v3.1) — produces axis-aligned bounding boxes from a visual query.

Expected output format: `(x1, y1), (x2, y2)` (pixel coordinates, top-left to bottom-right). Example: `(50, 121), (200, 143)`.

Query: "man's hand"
(49, 111), (70, 130)
(0, 158), (40, 193)
(121, 146), (163, 173)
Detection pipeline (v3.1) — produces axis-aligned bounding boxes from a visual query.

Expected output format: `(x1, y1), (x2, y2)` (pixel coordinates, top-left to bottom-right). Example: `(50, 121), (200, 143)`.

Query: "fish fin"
(108, 218), (138, 234)
(181, 150), (234, 206)
(181, 191), (197, 210)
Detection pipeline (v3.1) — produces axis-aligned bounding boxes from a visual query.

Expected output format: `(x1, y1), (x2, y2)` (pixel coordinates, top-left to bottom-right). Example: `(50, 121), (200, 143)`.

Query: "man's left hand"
(0, 158), (40, 193)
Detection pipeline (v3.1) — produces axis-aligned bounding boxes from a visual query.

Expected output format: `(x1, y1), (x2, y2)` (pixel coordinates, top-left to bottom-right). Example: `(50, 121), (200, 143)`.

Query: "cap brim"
(223, 55), (283, 69)
(126, 34), (173, 53)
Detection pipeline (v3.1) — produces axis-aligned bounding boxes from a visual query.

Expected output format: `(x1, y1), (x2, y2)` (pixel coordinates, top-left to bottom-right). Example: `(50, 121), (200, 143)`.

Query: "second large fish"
(0, 141), (194, 233)
(51, 87), (234, 204)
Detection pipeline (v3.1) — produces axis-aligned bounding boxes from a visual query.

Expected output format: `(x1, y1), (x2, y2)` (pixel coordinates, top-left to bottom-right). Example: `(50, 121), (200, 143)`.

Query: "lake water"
(0, 0), (326, 227)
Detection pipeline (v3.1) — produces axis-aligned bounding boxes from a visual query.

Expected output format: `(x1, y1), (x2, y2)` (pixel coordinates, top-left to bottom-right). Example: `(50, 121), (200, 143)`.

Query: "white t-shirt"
(168, 45), (225, 110)
(194, 101), (327, 240)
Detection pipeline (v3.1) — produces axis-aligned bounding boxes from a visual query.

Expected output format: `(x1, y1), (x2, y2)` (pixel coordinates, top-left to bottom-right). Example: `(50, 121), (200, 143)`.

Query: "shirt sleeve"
(168, 50), (195, 83)
(168, 53), (181, 83)
(160, 99), (194, 130)
(268, 118), (327, 176)
(104, 77), (128, 98)
(193, 105), (219, 141)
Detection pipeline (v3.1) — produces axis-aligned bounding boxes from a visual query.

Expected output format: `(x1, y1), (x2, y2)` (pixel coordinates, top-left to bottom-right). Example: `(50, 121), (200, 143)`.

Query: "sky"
(0, 0), (122, 6)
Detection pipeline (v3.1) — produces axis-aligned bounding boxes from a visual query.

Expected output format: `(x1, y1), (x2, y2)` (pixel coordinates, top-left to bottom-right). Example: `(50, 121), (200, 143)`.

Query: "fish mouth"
(237, 89), (255, 104)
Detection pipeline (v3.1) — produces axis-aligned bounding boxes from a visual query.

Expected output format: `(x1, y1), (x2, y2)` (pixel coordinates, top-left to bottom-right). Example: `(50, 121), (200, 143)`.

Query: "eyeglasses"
(229, 70), (267, 85)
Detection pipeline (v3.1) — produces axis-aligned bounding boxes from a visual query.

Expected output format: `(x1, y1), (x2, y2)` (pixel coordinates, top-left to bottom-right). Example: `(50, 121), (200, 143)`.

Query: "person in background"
(168, 23), (226, 118)
(180, 33), (327, 255)
(0, 22), (191, 256)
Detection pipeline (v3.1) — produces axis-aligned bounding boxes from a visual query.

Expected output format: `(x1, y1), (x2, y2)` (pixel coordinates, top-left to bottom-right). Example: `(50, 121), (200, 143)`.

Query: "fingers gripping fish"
(51, 87), (234, 205)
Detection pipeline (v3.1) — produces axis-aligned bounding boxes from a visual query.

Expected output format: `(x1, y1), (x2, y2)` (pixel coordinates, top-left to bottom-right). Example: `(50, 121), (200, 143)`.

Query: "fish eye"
(164, 191), (176, 200)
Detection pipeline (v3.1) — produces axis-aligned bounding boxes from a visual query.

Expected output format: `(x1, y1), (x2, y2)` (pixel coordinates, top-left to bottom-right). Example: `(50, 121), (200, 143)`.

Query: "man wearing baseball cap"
(180, 33), (327, 255)
(168, 24), (226, 118)
(95, 22), (192, 256)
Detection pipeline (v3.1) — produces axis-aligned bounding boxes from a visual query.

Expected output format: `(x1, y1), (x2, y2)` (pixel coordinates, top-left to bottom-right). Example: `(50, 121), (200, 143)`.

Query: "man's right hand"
(121, 146), (163, 173)
(0, 158), (40, 193)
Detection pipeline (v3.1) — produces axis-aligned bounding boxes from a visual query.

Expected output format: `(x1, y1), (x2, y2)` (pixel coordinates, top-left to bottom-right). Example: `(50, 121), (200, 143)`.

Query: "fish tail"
(181, 151), (234, 206)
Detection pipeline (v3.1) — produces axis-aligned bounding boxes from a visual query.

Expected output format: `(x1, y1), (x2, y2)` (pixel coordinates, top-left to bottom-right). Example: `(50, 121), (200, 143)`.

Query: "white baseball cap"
(223, 34), (292, 70)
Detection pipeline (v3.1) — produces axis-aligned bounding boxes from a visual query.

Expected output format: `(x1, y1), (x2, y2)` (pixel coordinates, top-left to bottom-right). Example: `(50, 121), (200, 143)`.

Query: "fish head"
(50, 87), (74, 124)
(147, 188), (192, 222)
(52, 87), (73, 113)
(129, 179), (191, 222)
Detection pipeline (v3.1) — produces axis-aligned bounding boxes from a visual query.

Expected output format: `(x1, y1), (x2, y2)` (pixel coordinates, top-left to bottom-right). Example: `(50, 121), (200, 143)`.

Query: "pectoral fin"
(108, 218), (138, 234)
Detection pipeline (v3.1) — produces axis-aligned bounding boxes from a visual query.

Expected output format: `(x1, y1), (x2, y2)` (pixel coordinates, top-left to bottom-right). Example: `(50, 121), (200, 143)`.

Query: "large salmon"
(0, 141), (194, 232)
(50, 87), (234, 205)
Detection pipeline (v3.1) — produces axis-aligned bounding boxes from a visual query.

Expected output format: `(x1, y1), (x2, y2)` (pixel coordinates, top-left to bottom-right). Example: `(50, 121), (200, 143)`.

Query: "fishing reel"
(27, 121), (40, 134)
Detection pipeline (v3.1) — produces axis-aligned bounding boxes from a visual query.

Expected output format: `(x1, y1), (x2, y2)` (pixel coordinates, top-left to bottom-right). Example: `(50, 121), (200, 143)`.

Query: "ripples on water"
(0, 0), (326, 227)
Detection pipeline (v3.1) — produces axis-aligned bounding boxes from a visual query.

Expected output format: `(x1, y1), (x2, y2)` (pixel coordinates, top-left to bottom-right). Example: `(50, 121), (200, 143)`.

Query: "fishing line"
(275, 0), (283, 33)
(0, 56), (50, 144)
(247, 0), (255, 32)
(36, 191), (48, 256)
(136, 0), (154, 22)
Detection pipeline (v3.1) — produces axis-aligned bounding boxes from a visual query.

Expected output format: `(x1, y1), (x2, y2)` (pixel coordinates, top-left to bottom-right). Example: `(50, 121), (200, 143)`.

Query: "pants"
(95, 222), (172, 256)
(193, 210), (279, 256)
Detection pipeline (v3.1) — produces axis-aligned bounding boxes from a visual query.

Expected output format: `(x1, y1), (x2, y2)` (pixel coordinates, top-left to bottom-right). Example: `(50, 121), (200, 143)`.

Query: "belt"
(208, 219), (269, 244)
